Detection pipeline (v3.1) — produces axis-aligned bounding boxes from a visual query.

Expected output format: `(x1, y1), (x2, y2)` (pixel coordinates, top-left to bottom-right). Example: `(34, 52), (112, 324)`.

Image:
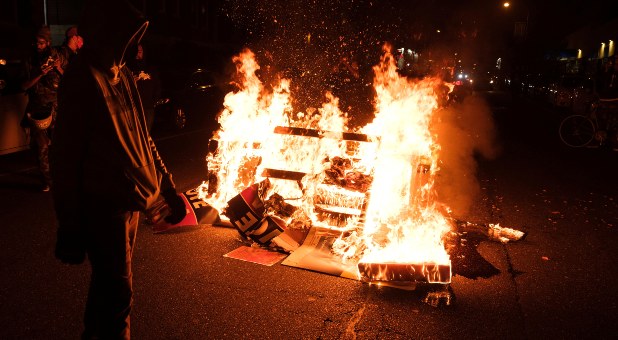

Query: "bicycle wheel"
(559, 114), (595, 147)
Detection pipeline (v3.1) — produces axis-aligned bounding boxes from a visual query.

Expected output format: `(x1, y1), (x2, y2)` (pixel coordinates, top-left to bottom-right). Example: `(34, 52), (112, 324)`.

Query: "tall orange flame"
(339, 46), (451, 266)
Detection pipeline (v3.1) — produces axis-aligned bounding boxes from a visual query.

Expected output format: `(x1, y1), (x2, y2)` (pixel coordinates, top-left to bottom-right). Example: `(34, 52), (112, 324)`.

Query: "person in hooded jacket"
(49, 0), (186, 338)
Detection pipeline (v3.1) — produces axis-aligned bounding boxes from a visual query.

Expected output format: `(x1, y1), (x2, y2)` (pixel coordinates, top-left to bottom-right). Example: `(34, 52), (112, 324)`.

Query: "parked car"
(152, 67), (227, 133)
(517, 73), (552, 100)
(0, 52), (30, 155)
(143, 38), (237, 135)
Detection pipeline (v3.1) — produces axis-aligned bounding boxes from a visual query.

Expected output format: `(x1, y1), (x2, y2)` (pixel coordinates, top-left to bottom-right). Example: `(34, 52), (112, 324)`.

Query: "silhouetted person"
(50, 0), (186, 338)
(59, 26), (83, 67)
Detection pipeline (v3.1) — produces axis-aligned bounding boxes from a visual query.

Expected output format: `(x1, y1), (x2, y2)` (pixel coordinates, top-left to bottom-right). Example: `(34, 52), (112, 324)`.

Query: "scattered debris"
(422, 285), (455, 307)
(451, 219), (527, 244)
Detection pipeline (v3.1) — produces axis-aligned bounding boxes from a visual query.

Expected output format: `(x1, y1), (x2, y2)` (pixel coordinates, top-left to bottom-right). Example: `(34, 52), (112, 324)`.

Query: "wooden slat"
(261, 168), (307, 181)
(358, 262), (451, 284)
(273, 126), (372, 142)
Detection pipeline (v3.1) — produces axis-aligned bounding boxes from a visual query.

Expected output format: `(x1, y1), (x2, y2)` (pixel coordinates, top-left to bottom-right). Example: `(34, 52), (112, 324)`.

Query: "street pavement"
(1, 92), (617, 339)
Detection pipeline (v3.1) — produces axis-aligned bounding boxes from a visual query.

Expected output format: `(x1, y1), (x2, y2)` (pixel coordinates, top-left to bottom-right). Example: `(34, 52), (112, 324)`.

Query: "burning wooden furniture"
(208, 123), (456, 286)
(197, 48), (526, 292)
(213, 124), (375, 248)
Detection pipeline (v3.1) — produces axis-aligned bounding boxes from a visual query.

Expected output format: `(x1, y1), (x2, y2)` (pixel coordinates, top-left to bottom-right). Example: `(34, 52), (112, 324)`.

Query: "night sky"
(221, 0), (616, 58)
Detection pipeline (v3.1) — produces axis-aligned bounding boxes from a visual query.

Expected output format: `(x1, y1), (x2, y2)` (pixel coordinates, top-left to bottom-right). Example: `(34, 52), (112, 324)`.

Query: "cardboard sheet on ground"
(281, 226), (359, 280)
(282, 227), (438, 291)
(224, 246), (288, 266)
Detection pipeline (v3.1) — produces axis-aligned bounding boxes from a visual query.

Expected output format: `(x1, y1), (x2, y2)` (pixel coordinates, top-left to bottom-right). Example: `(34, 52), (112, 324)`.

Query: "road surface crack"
(343, 304), (366, 339)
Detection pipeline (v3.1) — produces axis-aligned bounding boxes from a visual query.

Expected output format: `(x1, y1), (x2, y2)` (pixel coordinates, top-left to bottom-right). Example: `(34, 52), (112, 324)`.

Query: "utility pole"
(43, 0), (48, 26)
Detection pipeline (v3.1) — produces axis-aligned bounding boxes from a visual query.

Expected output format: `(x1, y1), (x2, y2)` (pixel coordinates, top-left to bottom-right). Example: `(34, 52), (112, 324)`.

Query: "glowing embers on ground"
(199, 46), (453, 285)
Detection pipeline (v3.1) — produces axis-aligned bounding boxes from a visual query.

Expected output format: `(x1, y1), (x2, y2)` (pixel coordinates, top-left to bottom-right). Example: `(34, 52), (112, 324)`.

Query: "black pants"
(82, 210), (139, 340)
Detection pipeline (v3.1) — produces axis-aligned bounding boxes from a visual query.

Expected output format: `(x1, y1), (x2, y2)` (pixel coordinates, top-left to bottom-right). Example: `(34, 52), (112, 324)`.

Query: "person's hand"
(55, 228), (86, 265)
(53, 58), (63, 73)
(40, 64), (53, 75)
(161, 189), (186, 224)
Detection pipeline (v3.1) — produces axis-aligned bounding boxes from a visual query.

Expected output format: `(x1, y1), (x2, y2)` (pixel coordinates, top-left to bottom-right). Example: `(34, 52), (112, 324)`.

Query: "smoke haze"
(433, 95), (501, 217)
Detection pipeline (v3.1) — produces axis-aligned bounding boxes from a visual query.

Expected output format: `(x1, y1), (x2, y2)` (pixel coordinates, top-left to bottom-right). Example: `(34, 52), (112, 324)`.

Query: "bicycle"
(558, 97), (618, 149)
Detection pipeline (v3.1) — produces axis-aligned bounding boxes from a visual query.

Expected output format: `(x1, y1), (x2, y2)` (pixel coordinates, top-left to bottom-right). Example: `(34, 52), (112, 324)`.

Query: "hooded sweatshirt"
(51, 0), (174, 229)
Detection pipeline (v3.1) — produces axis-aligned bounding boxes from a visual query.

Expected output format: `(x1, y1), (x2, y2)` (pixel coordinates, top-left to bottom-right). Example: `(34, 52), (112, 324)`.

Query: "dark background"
(1, 2), (618, 338)
(2, 0), (616, 77)
(1, 0), (617, 140)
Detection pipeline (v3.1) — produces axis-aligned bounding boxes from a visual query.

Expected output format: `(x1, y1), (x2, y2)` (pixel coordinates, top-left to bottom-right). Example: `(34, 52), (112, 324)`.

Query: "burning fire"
(199, 45), (452, 283)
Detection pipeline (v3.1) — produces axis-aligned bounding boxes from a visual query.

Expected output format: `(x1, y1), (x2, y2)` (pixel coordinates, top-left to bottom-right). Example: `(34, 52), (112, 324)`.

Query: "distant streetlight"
(502, 1), (529, 39)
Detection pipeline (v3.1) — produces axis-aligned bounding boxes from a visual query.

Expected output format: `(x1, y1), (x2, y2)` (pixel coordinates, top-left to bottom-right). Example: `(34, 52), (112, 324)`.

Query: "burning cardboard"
(225, 181), (267, 235)
(281, 226), (359, 280)
(225, 180), (301, 252)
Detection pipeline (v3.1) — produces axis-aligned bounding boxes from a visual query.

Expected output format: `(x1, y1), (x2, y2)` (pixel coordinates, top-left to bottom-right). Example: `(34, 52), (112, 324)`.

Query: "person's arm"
(21, 63), (51, 91)
(148, 135), (186, 223)
(148, 135), (175, 191)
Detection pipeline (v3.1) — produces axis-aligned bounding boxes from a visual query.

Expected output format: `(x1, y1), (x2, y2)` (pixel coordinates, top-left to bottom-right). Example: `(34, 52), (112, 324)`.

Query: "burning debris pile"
(183, 46), (525, 294)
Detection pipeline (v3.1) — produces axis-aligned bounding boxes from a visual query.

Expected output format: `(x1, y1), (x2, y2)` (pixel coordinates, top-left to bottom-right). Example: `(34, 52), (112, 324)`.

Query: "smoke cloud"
(432, 95), (501, 217)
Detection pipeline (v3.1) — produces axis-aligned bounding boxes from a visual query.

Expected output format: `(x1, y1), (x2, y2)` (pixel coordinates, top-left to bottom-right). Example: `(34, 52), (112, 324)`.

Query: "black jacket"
(51, 0), (174, 230)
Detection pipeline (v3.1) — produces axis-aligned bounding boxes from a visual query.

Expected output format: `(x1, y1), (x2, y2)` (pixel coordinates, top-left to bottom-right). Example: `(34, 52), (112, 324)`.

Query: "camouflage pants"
(31, 103), (56, 186)
(33, 127), (52, 186)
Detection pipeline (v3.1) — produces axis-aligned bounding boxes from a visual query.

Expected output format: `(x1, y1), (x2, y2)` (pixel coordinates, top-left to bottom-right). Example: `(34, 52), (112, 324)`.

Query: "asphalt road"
(1, 92), (617, 339)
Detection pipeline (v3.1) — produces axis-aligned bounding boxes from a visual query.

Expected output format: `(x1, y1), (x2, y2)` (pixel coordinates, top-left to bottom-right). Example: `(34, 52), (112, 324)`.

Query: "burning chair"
(206, 118), (454, 286)
(210, 125), (376, 252)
